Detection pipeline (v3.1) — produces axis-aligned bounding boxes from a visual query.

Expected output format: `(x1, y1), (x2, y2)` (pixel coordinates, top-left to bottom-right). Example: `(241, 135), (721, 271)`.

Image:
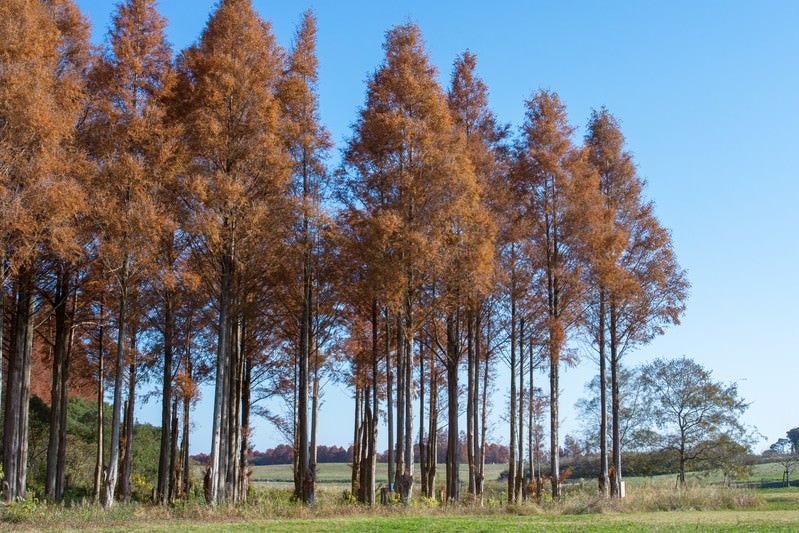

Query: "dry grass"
(0, 476), (799, 531)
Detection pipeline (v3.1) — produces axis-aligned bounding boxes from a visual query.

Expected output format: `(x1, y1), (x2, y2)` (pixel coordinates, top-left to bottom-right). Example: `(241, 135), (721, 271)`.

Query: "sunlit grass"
(4, 463), (798, 531)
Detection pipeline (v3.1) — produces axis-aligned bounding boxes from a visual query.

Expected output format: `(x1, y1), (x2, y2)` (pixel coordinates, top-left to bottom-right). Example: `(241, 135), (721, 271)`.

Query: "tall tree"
(343, 23), (472, 504)
(514, 90), (599, 500)
(0, 0), (89, 502)
(277, 10), (331, 506)
(446, 50), (502, 502)
(585, 108), (688, 496)
(83, 0), (173, 506)
(178, 0), (290, 505)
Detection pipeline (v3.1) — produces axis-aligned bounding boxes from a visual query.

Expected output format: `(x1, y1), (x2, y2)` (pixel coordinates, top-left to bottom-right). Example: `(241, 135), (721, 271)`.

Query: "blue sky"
(75, 0), (799, 454)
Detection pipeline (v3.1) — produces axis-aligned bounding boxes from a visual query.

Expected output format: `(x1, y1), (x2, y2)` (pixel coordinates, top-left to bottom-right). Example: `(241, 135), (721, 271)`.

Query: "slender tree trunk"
(394, 316), (405, 499)
(157, 290), (174, 504)
(517, 317), (525, 501)
(168, 397), (179, 503)
(549, 328), (560, 500)
(598, 289), (610, 497)
(445, 312), (459, 505)
(120, 347), (136, 503)
(401, 299), (414, 504)
(56, 288), (77, 501)
(425, 362), (438, 499)
(466, 308), (476, 497)
(309, 324), (319, 506)
(297, 250), (312, 505)
(46, 268), (70, 501)
(609, 302), (622, 497)
(527, 336), (534, 488)
(94, 303), (105, 503)
(419, 339), (427, 498)
(209, 245), (233, 504)
(478, 313), (489, 502)
(240, 329), (251, 503)
(385, 308), (394, 492)
(103, 262), (129, 507)
(4, 271), (35, 501)
(352, 384), (362, 496)
(508, 291), (517, 504)
(181, 353), (191, 499)
(368, 298), (379, 507)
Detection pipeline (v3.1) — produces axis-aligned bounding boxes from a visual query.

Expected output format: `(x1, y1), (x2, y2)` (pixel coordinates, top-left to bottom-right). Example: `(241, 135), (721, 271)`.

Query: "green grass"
(250, 462), (509, 484)
(5, 463), (799, 532)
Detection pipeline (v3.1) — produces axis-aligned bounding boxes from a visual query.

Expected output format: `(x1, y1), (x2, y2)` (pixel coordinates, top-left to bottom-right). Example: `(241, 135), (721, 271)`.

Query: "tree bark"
(103, 258), (129, 507)
(157, 289), (174, 504)
(94, 303), (105, 503)
(46, 268), (70, 501)
(598, 289), (610, 497)
(445, 312), (460, 505)
(610, 302), (622, 497)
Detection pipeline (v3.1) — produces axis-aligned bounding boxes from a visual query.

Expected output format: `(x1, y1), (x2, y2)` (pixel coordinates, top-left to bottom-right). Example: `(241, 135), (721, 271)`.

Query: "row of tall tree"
(0, 0), (686, 508)
(339, 24), (687, 505)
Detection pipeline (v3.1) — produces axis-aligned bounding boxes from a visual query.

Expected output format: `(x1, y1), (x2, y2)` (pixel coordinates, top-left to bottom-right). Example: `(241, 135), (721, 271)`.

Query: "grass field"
(4, 464), (799, 531)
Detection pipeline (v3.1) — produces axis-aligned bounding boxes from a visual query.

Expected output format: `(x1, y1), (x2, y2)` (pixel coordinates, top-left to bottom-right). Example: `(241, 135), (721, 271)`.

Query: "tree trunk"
(94, 303), (105, 503)
(508, 291), (517, 504)
(385, 308), (394, 493)
(609, 302), (622, 497)
(157, 290), (174, 504)
(419, 340), (428, 498)
(352, 384), (362, 497)
(517, 317), (525, 501)
(120, 350), (136, 503)
(209, 245), (233, 504)
(598, 289), (610, 497)
(466, 308), (476, 497)
(46, 268), (70, 501)
(425, 362), (438, 499)
(56, 290), (77, 501)
(4, 271), (35, 502)
(239, 333), (251, 503)
(549, 327), (560, 500)
(168, 397), (179, 503)
(103, 261), (129, 507)
(445, 312), (460, 505)
(297, 249), (312, 505)
(478, 312), (489, 502)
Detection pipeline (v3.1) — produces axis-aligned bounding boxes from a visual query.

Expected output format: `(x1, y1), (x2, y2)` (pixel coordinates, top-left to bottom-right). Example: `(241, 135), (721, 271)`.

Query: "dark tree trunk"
(385, 308), (394, 493)
(46, 268), (70, 501)
(445, 313), (460, 505)
(4, 270), (35, 502)
(168, 397), (179, 503)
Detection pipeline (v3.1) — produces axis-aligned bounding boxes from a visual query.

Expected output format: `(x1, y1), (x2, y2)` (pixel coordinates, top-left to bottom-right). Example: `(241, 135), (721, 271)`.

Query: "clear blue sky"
(75, 0), (799, 454)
